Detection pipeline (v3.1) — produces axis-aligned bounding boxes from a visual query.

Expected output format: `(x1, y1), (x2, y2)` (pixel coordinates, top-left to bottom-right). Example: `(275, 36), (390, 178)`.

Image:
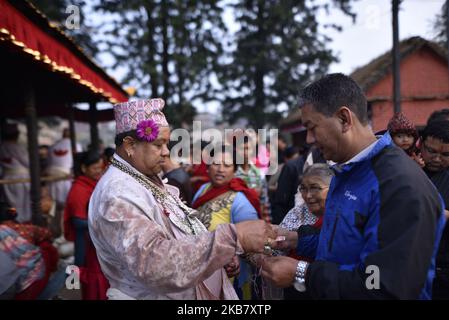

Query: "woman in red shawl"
(63, 150), (109, 300)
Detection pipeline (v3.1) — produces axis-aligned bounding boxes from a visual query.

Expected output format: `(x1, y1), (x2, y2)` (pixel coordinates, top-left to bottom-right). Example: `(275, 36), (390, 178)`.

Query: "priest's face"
(133, 126), (171, 177)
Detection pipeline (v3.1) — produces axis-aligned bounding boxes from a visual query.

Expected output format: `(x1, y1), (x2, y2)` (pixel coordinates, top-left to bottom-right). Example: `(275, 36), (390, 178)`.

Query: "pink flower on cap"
(136, 119), (159, 142)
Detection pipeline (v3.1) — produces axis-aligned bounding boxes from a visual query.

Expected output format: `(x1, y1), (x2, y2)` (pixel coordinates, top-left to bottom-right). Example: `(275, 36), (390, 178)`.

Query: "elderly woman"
(191, 145), (262, 299)
(88, 99), (275, 300)
(263, 164), (334, 299)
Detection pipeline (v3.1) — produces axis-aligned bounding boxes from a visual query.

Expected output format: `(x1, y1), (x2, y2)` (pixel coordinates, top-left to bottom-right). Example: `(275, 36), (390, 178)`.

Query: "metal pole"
(67, 103), (77, 171)
(392, 0), (401, 113)
(24, 81), (44, 226)
(89, 102), (99, 151)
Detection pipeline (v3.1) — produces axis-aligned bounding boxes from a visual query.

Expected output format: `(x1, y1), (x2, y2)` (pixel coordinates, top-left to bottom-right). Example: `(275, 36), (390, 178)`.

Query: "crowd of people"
(0, 73), (448, 300)
(0, 124), (114, 299)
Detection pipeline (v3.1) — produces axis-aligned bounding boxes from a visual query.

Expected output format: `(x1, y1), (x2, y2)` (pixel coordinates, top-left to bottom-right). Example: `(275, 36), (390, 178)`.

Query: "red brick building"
(351, 36), (449, 132)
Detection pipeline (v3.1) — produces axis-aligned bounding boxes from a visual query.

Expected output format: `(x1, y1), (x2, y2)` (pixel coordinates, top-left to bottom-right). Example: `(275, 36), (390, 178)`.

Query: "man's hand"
(224, 255), (240, 278)
(235, 220), (276, 253)
(270, 225), (298, 251)
(261, 256), (298, 288)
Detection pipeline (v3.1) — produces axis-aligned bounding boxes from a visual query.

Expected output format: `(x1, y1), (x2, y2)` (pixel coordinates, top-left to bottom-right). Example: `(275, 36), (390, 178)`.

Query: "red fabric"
(15, 241), (58, 300)
(63, 175), (108, 300)
(192, 178), (261, 217)
(313, 216), (323, 229)
(191, 161), (210, 193)
(0, 1), (127, 103)
(39, 241), (59, 274)
(3, 220), (52, 244)
(63, 175), (97, 242)
(79, 238), (109, 300)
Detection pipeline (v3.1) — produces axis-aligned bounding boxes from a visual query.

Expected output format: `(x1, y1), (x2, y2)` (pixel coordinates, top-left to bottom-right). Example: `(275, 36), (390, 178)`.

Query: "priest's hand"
(261, 256), (298, 288)
(235, 220), (276, 253)
(224, 255), (240, 278)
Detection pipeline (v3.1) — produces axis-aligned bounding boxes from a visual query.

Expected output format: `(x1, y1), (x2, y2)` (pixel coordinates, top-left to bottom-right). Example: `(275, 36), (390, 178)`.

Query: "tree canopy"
(31, 0), (357, 129)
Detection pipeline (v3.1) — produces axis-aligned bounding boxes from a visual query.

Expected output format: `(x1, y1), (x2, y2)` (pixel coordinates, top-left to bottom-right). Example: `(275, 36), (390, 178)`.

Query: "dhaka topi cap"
(114, 98), (168, 135)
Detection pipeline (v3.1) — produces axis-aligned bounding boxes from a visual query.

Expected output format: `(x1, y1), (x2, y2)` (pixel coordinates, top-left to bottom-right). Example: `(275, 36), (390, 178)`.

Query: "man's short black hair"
(298, 73), (368, 124)
(427, 108), (449, 124)
(422, 120), (449, 144)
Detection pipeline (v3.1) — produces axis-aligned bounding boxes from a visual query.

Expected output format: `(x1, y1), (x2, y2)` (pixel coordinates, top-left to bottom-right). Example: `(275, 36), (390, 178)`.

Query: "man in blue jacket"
(262, 73), (446, 299)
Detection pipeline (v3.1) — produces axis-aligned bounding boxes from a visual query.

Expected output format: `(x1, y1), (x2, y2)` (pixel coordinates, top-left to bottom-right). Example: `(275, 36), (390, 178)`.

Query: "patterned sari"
(193, 182), (260, 299)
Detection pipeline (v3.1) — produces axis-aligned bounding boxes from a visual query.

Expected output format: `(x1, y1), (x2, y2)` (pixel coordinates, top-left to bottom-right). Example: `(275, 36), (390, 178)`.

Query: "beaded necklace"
(110, 157), (197, 235)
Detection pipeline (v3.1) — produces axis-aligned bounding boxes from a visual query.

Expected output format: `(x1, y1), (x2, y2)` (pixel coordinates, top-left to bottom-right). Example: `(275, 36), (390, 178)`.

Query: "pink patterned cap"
(114, 98), (168, 134)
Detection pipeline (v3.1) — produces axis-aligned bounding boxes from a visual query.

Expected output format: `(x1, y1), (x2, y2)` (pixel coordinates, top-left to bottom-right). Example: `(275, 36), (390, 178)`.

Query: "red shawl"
(79, 238), (110, 300)
(63, 175), (97, 242)
(191, 161), (210, 193)
(191, 177), (261, 218)
(15, 241), (58, 300)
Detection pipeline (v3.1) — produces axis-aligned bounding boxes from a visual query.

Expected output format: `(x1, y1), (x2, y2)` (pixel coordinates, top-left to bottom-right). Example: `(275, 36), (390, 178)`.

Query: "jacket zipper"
(328, 211), (340, 252)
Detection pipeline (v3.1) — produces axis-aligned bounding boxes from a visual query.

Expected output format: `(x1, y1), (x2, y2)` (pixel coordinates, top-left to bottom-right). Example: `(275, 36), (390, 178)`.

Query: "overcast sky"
(203, 0), (446, 113)
(93, 0), (445, 113)
(322, 0), (445, 74)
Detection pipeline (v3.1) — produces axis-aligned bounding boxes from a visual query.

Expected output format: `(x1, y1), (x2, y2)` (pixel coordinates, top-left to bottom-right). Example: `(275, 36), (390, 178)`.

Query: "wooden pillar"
(89, 102), (99, 151)
(392, 0), (401, 114)
(67, 103), (77, 171)
(24, 81), (44, 226)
